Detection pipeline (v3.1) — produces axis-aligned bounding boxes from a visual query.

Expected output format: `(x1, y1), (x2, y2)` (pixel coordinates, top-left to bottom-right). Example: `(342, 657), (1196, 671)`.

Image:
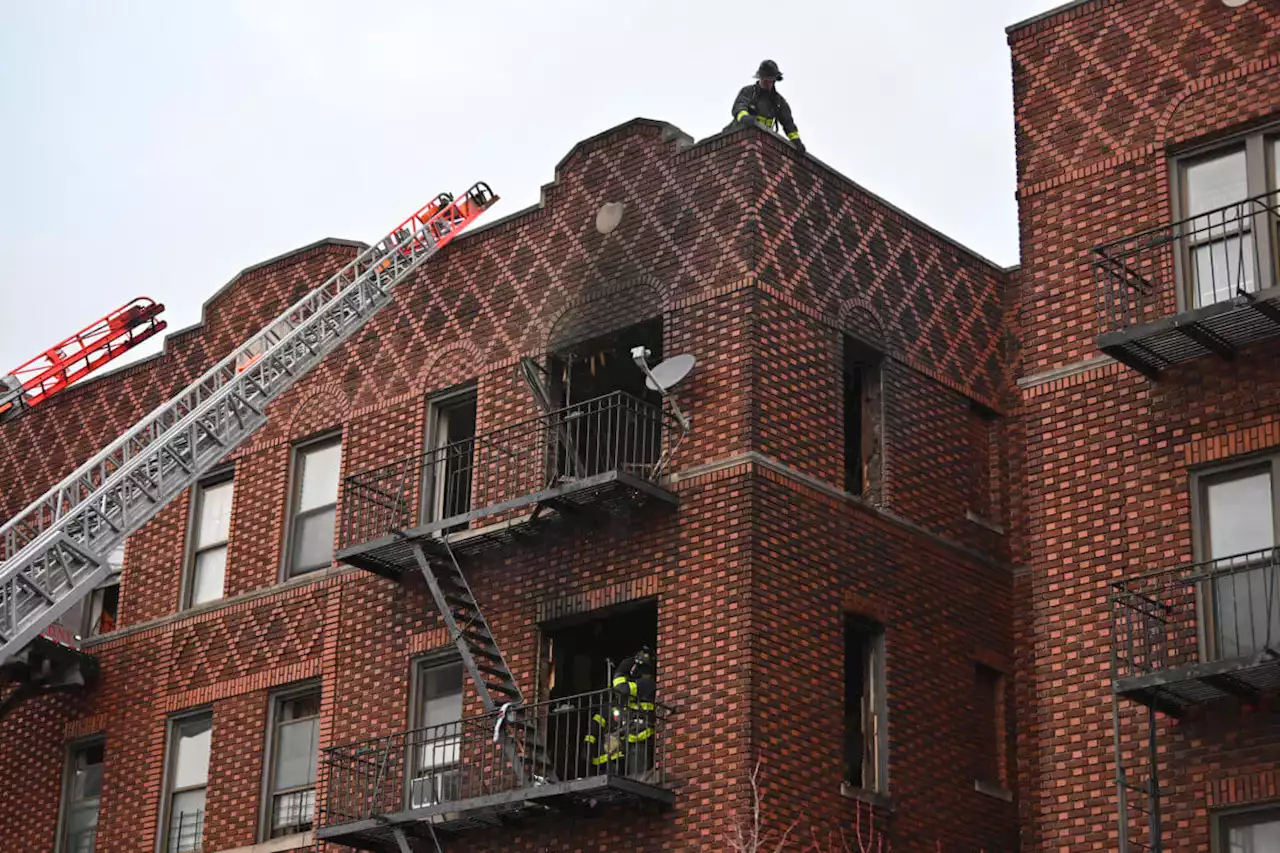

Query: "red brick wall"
(1010, 0), (1280, 849)
(0, 119), (1014, 853)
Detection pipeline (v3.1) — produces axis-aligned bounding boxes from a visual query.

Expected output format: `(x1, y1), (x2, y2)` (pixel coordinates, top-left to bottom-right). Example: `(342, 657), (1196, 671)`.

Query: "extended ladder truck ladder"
(0, 297), (168, 423)
(0, 184), (495, 673)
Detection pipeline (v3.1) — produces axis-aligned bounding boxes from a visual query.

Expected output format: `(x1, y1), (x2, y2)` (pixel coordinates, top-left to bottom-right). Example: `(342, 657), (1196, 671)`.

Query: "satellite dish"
(645, 354), (696, 392)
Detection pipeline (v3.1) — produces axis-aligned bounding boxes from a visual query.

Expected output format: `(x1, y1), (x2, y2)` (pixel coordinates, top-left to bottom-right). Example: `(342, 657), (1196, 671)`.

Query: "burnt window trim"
(1169, 122), (1280, 313)
(842, 613), (889, 797)
(842, 335), (884, 503)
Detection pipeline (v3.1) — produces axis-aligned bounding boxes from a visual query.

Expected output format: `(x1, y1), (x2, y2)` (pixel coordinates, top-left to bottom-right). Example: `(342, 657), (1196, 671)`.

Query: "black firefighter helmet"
(755, 59), (783, 82)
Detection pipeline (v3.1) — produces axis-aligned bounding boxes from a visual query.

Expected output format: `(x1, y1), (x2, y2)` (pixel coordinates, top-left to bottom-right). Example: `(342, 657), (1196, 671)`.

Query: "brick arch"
(1157, 55), (1280, 147)
(284, 383), (351, 439)
(544, 276), (669, 353)
(415, 341), (485, 395)
(835, 298), (892, 355)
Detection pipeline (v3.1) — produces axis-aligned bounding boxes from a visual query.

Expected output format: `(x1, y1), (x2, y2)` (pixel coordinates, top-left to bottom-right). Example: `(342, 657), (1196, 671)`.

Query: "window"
(184, 475), (233, 607)
(974, 664), (1008, 792)
(1196, 457), (1280, 660)
(286, 436), (342, 577)
(843, 336), (883, 500)
(422, 388), (477, 528)
(263, 689), (320, 839)
(1176, 127), (1280, 308)
(408, 659), (464, 808)
(1218, 807), (1280, 852)
(58, 740), (104, 853)
(843, 615), (887, 794)
(162, 713), (211, 853)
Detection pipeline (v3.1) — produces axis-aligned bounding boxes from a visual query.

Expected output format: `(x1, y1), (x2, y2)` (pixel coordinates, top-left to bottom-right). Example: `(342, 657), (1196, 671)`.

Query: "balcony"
(338, 391), (682, 577)
(1095, 192), (1280, 378)
(317, 688), (673, 849)
(1112, 548), (1280, 715)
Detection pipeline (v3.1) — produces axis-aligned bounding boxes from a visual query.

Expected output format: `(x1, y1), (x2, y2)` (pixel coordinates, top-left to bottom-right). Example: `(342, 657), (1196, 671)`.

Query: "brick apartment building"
(0, 1), (1277, 852)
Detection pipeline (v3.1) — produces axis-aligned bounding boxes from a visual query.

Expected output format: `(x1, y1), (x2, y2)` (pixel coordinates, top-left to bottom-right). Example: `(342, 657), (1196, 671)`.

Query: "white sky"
(0, 0), (1057, 375)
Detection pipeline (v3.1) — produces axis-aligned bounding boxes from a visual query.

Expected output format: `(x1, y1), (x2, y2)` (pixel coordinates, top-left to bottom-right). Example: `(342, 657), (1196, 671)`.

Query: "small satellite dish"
(1222, 0), (1250, 6)
(645, 354), (696, 392)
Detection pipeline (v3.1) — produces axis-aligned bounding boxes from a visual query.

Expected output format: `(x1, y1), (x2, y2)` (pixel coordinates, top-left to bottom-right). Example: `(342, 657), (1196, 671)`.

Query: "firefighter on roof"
(732, 60), (805, 154)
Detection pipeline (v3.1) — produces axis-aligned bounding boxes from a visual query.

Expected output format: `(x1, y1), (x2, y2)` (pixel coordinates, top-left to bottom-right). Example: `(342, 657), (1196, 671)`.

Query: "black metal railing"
(1112, 548), (1280, 680)
(167, 808), (204, 853)
(340, 391), (681, 548)
(320, 687), (671, 828)
(1096, 191), (1280, 334)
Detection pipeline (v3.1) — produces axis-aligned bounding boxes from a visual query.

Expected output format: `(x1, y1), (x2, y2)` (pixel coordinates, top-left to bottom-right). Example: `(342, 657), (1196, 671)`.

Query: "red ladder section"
(0, 298), (167, 422)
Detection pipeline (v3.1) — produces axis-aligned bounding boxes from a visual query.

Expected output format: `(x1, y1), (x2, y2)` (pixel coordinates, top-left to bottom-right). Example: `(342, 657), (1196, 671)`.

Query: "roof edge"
(1006, 0), (1097, 36)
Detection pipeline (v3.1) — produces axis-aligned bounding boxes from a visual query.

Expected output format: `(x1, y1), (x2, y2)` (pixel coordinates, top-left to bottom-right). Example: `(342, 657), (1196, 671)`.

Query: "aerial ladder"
(0, 298), (168, 423)
(0, 184), (500, 715)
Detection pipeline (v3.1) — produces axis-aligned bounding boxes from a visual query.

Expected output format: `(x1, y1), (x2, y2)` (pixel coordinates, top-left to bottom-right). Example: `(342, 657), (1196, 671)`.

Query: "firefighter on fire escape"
(583, 646), (657, 775)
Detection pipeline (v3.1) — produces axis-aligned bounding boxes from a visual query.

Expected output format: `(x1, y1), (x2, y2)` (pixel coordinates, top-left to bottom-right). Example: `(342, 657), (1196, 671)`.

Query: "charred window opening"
(843, 336), (883, 500)
(547, 318), (664, 480)
(540, 601), (658, 781)
(844, 614), (886, 793)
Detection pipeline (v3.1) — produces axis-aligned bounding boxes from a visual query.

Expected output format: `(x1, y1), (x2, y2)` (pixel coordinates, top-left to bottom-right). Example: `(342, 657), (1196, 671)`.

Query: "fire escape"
(318, 389), (684, 851)
(1095, 191), (1280, 379)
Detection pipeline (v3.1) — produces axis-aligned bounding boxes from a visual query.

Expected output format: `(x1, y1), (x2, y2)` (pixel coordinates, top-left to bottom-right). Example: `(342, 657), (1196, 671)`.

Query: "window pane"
(273, 718), (318, 790)
(172, 717), (211, 789)
(190, 547), (226, 606)
(169, 788), (205, 852)
(290, 508), (335, 574)
(1192, 232), (1257, 307)
(1206, 470), (1275, 559)
(1186, 149), (1247, 218)
(1227, 812), (1280, 851)
(195, 480), (233, 548)
(297, 442), (341, 513)
(72, 743), (104, 800)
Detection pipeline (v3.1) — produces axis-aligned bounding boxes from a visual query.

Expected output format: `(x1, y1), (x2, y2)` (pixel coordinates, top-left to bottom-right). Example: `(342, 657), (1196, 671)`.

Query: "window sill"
(965, 510), (1005, 535)
(974, 779), (1014, 802)
(839, 783), (893, 811)
(215, 830), (314, 853)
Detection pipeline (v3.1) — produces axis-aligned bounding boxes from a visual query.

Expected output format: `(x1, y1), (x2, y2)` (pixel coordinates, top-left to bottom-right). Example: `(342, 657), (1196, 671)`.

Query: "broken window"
(422, 386), (477, 529)
(548, 318), (665, 480)
(844, 615), (886, 793)
(540, 601), (658, 781)
(843, 336), (883, 500)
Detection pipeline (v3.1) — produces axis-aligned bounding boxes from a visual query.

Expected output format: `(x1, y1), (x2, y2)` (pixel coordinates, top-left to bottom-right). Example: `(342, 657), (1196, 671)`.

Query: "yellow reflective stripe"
(757, 116), (775, 128)
(583, 734), (597, 744)
(639, 702), (655, 711)
(627, 729), (654, 743)
(787, 131), (800, 140)
(736, 110), (750, 121)
(591, 754), (612, 765)
(592, 714), (607, 727)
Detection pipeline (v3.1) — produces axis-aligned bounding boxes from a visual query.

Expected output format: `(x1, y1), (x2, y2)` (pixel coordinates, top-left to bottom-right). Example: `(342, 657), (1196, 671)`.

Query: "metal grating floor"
(337, 470), (677, 577)
(1116, 655), (1280, 715)
(1099, 287), (1280, 378)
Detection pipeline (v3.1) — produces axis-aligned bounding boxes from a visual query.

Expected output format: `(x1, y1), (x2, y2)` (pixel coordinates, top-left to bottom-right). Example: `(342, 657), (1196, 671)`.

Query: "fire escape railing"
(339, 391), (682, 549)
(1112, 547), (1280, 681)
(319, 687), (671, 828)
(1095, 191), (1280, 335)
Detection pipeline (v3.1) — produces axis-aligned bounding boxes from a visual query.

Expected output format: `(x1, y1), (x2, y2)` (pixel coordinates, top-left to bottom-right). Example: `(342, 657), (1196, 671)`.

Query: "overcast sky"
(0, 0), (1056, 376)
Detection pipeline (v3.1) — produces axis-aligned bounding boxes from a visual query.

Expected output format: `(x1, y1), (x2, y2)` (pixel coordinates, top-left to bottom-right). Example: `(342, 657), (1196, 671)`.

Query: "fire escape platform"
(317, 774), (674, 851)
(1115, 649), (1280, 716)
(337, 469), (677, 578)
(1097, 285), (1280, 379)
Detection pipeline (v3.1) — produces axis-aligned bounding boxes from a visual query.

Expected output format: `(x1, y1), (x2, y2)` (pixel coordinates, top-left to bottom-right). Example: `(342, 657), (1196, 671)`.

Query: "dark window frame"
(1170, 122), (1280, 312)
(282, 432), (343, 580)
(973, 663), (1010, 794)
(54, 735), (106, 853)
(156, 709), (212, 853)
(1190, 452), (1280, 662)
(842, 335), (884, 502)
(181, 469), (235, 610)
(259, 683), (321, 842)
(842, 614), (888, 796)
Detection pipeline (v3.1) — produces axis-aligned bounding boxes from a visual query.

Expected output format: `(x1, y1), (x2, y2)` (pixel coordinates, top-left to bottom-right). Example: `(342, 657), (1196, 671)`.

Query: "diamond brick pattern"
(0, 119), (1016, 853)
